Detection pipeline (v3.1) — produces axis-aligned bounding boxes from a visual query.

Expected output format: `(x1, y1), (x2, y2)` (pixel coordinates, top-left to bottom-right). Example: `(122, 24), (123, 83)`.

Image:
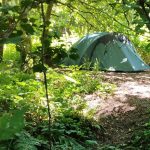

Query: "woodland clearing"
(85, 71), (150, 145)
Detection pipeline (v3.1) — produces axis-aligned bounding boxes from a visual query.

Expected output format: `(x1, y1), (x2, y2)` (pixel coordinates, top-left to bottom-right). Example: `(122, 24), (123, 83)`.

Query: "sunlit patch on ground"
(85, 71), (150, 117)
(116, 81), (150, 99)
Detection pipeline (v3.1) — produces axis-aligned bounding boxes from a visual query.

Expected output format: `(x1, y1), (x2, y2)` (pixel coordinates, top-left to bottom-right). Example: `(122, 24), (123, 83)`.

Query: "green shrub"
(0, 64), (115, 149)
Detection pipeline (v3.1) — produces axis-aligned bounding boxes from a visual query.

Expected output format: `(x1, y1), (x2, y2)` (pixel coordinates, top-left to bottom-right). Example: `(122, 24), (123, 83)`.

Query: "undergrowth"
(0, 62), (115, 150)
(1, 60), (149, 150)
(0, 61), (150, 149)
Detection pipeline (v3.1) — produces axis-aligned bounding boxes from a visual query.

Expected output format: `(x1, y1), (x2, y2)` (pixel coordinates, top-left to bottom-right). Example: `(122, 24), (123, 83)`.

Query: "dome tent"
(65, 32), (150, 72)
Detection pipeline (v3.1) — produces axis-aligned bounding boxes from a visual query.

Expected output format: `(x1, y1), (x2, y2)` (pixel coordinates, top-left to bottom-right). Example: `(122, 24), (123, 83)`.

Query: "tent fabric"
(64, 32), (150, 72)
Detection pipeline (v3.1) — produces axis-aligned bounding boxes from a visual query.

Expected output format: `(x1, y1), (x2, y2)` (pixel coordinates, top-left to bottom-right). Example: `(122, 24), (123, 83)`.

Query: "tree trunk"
(16, 34), (32, 70)
(43, 2), (54, 66)
(0, 45), (4, 63)
(0, 0), (7, 62)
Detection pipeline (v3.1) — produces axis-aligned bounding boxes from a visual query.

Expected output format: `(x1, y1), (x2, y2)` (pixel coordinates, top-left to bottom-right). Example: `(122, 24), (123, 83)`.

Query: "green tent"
(65, 32), (150, 72)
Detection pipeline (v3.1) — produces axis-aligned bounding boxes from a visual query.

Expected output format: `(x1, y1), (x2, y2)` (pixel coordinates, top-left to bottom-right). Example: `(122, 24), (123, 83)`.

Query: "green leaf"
(21, 0), (33, 7)
(21, 23), (34, 35)
(145, 43), (150, 52)
(70, 47), (78, 53)
(69, 53), (79, 60)
(33, 64), (47, 72)
(135, 24), (144, 33)
(129, 3), (140, 9)
(5, 36), (22, 44)
(0, 109), (25, 141)
(1, 30), (23, 44)
(85, 140), (98, 145)
(14, 131), (43, 150)
(29, 18), (36, 23)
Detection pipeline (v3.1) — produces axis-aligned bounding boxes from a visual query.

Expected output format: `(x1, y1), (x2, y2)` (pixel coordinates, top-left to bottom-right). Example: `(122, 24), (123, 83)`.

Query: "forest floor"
(85, 71), (150, 145)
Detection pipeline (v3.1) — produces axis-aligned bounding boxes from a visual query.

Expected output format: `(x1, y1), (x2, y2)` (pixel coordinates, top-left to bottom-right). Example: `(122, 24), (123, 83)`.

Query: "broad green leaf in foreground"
(0, 109), (25, 140)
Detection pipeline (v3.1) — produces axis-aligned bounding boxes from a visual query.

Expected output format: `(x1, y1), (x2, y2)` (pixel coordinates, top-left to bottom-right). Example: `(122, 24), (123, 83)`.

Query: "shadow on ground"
(85, 71), (150, 145)
(98, 96), (150, 144)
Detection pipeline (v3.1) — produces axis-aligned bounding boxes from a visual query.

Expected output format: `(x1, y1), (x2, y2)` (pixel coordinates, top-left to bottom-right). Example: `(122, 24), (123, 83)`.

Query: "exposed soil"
(85, 71), (150, 145)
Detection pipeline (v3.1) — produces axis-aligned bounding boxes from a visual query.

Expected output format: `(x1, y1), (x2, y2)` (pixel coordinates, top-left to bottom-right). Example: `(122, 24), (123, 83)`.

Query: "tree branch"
(56, 0), (99, 31)
(138, 0), (150, 30)
(56, 0), (134, 32)
(122, 0), (130, 27)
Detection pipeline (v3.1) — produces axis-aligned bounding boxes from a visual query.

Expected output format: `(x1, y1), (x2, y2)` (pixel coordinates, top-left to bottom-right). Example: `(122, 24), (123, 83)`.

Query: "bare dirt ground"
(85, 71), (150, 144)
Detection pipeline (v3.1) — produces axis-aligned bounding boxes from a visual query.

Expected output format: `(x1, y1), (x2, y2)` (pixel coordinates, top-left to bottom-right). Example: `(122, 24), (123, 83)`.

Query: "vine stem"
(40, 1), (52, 150)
